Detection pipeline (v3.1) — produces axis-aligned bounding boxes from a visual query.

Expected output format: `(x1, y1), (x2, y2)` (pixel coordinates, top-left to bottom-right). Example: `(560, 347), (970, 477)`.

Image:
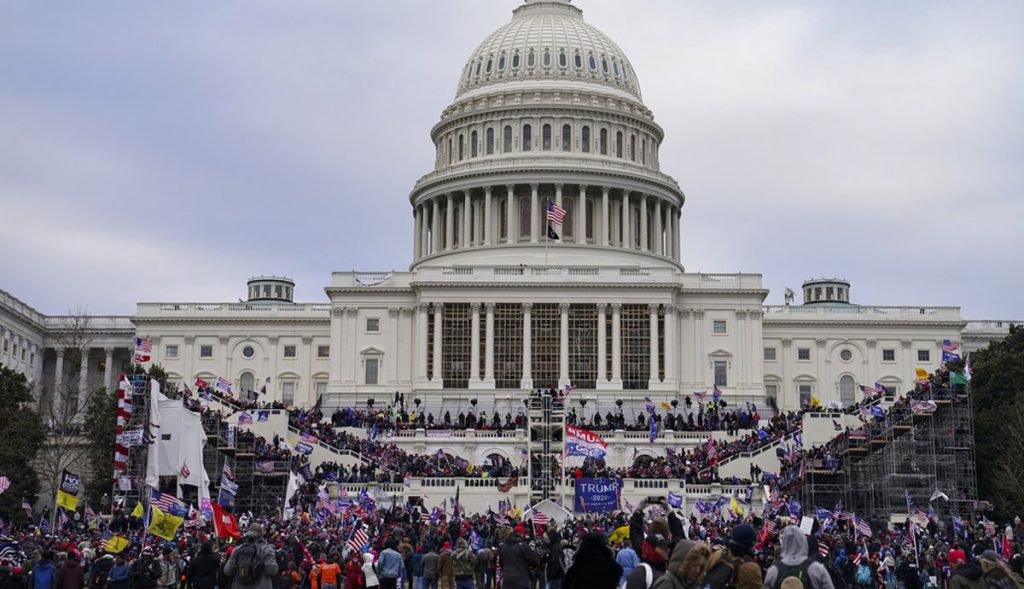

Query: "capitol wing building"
(2, 0), (1018, 427)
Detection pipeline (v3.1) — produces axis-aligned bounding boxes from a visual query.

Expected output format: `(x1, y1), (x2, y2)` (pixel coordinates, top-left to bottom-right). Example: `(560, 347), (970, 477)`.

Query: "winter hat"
(731, 524), (756, 548)
(979, 550), (1001, 563)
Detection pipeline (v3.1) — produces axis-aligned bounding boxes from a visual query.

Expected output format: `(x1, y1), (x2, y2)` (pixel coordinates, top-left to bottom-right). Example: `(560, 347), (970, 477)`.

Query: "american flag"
(58, 510), (70, 529)
(150, 489), (187, 517)
(532, 510), (550, 527)
(215, 376), (233, 392)
(222, 458), (234, 481)
(420, 512), (430, 522)
(943, 339), (959, 353)
(133, 338), (152, 363)
(22, 497), (32, 516)
(179, 463), (190, 479)
(0, 476), (10, 495)
(546, 201), (566, 224)
(238, 412), (253, 425)
(347, 524), (370, 553)
(854, 515), (873, 537)
(982, 519), (996, 537)
(818, 540), (830, 559)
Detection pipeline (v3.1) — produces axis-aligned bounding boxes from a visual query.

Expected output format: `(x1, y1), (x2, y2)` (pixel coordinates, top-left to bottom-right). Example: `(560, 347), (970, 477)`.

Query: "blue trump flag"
(574, 478), (619, 513)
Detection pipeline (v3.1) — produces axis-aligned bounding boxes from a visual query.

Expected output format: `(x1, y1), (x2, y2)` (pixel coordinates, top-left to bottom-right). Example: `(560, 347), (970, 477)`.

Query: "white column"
(653, 200), (663, 255)
(506, 185), (515, 242)
(415, 304), (429, 382)
(577, 185), (588, 244)
(445, 193), (454, 250)
(330, 309), (346, 389)
(559, 303), (570, 387)
(78, 348), (89, 411)
(611, 303), (622, 385)
(622, 192), (631, 249)
(649, 304), (659, 383)
(432, 304), (444, 382)
(387, 309), (400, 386)
(431, 198), (441, 254)
(470, 303), (481, 384)
(53, 347), (65, 413)
(736, 310), (747, 386)
(640, 194), (649, 251)
(484, 187), (494, 246)
(414, 206), (422, 259)
(521, 303), (532, 389)
(462, 192), (471, 248)
(484, 303), (495, 385)
(694, 310), (705, 386)
(530, 184), (539, 243)
(672, 207), (680, 260)
(601, 187), (610, 246)
(663, 305), (676, 384)
(103, 347), (114, 392)
(597, 304), (608, 384)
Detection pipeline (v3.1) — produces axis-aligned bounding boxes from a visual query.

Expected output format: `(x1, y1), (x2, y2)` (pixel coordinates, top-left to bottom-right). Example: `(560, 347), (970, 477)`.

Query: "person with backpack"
(451, 539), (477, 589)
(499, 531), (539, 589)
(616, 542), (639, 589)
(542, 531), (565, 589)
(762, 526), (835, 589)
(624, 535), (671, 589)
(702, 524), (762, 589)
(853, 561), (872, 589)
(650, 540), (711, 589)
(223, 524), (280, 589)
(185, 543), (219, 589)
(30, 552), (57, 589)
(361, 554), (379, 589)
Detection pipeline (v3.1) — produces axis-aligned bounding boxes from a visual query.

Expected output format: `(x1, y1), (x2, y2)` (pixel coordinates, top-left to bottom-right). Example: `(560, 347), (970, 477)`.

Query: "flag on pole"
(546, 201), (566, 225)
(964, 354), (972, 381)
(22, 497), (33, 517)
(56, 469), (81, 511)
(211, 502), (240, 539)
(347, 523), (370, 553)
(0, 476), (10, 495)
(148, 505), (184, 541)
(133, 337), (152, 363)
(102, 536), (130, 553)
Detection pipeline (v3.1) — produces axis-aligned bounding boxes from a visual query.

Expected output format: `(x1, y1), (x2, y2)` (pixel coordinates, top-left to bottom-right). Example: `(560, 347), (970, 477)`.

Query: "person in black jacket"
(544, 530), (566, 589)
(563, 532), (622, 589)
(629, 498), (685, 558)
(130, 549), (161, 589)
(185, 543), (219, 589)
(498, 531), (538, 589)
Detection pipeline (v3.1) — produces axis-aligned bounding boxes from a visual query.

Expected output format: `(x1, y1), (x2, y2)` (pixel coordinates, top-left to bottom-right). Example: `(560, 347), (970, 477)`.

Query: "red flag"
(211, 502), (240, 539)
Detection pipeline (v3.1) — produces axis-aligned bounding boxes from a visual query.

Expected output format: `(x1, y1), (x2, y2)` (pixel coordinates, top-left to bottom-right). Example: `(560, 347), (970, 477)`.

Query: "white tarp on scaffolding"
(145, 379), (211, 499)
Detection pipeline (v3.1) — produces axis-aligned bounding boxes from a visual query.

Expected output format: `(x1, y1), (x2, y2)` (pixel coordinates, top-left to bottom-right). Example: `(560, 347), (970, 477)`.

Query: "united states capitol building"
(2, 0), (1018, 428)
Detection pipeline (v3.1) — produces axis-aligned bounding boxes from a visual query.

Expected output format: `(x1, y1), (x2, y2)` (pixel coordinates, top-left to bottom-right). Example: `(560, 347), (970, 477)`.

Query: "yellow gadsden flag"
(103, 536), (130, 554)
(56, 469), (81, 512)
(915, 368), (929, 380)
(730, 496), (745, 518)
(609, 525), (630, 544)
(131, 502), (144, 518)
(148, 505), (184, 541)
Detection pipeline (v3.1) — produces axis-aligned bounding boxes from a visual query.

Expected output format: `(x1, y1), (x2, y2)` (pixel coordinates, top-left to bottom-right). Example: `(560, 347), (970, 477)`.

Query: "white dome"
(456, 0), (642, 102)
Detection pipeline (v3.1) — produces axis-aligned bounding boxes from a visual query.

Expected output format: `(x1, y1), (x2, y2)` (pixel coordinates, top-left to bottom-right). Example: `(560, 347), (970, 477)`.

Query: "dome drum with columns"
(409, 0), (684, 271)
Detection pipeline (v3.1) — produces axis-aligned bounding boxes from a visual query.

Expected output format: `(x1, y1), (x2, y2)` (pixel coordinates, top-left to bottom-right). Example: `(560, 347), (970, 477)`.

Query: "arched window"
(475, 60), (482, 76)
(503, 126), (513, 152)
(239, 372), (255, 392)
(563, 197), (574, 239)
(613, 60), (621, 77)
(589, 54), (597, 70)
(559, 50), (567, 67)
(839, 375), (856, 406)
(543, 49), (551, 67)
(561, 124), (572, 151)
(458, 134), (464, 161)
(599, 128), (608, 155)
(542, 124), (551, 150)
(499, 198), (508, 241)
(581, 126), (591, 153)
(574, 53), (583, 69)
(486, 128), (495, 155)
(512, 51), (520, 69)
(586, 198), (595, 240)
(630, 134), (636, 161)
(527, 50), (536, 67)
(471, 130), (478, 158)
(615, 131), (623, 158)
(485, 56), (493, 73)
(497, 53), (506, 71)
(522, 124), (532, 151)
(602, 58), (609, 73)
(519, 197), (531, 239)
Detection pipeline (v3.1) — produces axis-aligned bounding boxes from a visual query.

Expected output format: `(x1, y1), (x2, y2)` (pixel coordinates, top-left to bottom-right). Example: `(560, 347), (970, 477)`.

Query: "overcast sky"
(1, 0), (1022, 319)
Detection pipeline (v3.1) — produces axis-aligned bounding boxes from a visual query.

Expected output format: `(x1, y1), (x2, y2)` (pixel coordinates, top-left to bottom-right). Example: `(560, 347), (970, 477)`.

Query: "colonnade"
(413, 183), (681, 262)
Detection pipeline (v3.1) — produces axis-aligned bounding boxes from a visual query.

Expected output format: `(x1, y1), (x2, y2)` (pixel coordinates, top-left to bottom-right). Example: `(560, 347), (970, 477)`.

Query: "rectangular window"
(166, 345), (179, 359)
(714, 360), (727, 387)
(317, 345), (330, 358)
(315, 381), (328, 398)
(282, 382), (295, 406)
(799, 385), (812, 405)
(283, 345), (296, 358)
(882, 349), (895, 362)
(797, 348), (811, 361)
(30, 352), (35, 366)
(763, 348), (777, 361)
(765, 384), (778, 402)
(200, 345), (213, 358)
(365, 358), (379, 385)
(917, 349), (930, 362)
(366, 318), (380, 333)
(712, 320), (727, 334)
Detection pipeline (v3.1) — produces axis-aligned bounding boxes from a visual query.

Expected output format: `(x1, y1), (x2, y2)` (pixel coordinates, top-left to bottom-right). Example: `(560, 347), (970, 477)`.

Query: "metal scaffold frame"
(528, 392), (565, 503)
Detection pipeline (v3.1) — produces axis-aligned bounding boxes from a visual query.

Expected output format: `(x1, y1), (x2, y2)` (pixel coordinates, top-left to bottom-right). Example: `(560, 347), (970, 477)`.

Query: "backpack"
(773, 559), (812, 589)
(705, 549), (751, 589)
(855, 565), (871, 586)
(235, 543), (266, 586)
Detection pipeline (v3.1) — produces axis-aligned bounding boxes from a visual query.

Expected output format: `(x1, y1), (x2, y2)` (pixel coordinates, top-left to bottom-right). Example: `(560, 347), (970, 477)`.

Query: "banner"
(56, 469), (81, 511)
(910, 400), (938, 415)
(565, 425), (608, 459)
(574, 478), (619, 513)
(117, 428), (145, 447)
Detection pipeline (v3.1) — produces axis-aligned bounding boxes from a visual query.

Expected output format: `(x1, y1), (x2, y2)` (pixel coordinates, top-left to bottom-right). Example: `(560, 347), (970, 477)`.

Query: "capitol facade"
(1, 0), (1018, 421)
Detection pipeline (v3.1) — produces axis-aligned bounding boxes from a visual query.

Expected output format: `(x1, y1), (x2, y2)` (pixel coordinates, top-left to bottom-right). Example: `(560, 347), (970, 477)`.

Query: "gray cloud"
(0, 0), (1021, 319)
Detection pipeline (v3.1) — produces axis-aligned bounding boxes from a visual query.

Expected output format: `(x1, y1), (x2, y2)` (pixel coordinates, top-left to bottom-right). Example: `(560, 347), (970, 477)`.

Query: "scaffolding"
(801, 382), (977, 520)
(113, 372), (154, 508)
(528, 392), (565, 503)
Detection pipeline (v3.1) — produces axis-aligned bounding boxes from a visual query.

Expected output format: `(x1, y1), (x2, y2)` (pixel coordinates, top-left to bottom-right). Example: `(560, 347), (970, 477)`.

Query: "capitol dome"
(409, 0), (684, 271)
(457, 0), (642, 102)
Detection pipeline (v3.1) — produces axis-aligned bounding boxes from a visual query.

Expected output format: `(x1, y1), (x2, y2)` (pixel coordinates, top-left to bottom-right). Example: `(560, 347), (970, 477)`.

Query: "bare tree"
(989, 400), (1024, 516)
(34, 309), (106, 510)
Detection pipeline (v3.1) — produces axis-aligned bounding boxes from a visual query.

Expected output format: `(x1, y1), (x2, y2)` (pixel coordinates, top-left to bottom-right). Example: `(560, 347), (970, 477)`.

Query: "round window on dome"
(498, 54), (506, 71)
(574, 53), (582, 69)
(512, 52), (520, 69)
(242, 346), (255, 359)
(840, 349), (853, 362)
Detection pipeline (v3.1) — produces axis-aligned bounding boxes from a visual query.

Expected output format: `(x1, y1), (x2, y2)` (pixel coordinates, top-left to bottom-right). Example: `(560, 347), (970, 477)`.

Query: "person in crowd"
(562, 532), (621, 589)
(651, 540), (711, 589)
(362, 554), (379, 589)
(55, 551), (84, 589)
(185, 543), (219, 589)
(223, 524), (280, 589)
(949, 551), (987, 589)
(762, 526), (835, 589)
(377, 541), (405, 589)
(437, 543), (455, 589)
(616, 541), (639, 588)
(451, 539), (477, 589)
(108, 555), (132, 589)
(624, 534), (670, 589)
(30, 551), (57, 589)
(978, 551), (1017, 589)
(499, 530), (539, 589)
(702, 524), (762, 589)
(422, 547), (439, 589)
